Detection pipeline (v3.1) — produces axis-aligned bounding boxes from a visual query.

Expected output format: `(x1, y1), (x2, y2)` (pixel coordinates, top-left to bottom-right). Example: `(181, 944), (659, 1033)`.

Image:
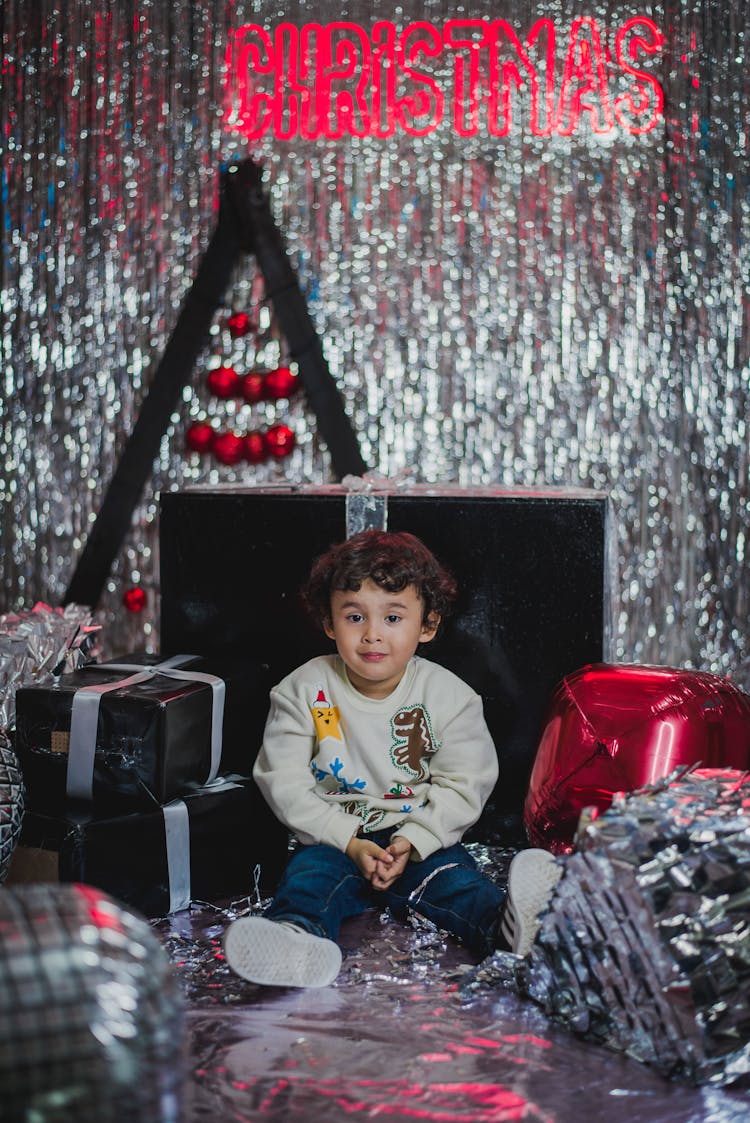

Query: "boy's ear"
(420, 613), (440, 643)
(322, 618), (336, 640)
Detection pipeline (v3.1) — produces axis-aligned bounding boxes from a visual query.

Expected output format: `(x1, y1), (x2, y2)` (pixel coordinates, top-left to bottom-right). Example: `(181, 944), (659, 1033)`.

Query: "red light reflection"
(253, 1076), (552, 1121)
(77, 884), (125, 933)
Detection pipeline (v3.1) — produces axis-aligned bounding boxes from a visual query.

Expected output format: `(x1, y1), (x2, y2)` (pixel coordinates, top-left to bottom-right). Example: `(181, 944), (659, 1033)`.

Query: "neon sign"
(224, 18), (665, 141)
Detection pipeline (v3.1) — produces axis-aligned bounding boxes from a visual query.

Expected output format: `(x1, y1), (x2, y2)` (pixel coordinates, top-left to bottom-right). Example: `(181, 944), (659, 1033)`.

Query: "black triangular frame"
(63, 157), (367, 610)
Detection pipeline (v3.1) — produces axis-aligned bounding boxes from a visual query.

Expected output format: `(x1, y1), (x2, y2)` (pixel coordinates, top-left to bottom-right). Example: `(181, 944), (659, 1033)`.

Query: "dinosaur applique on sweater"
(389, 704), (439, 781)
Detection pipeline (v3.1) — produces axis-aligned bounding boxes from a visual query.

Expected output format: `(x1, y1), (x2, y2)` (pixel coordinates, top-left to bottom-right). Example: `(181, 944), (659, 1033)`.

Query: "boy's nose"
(362, 623), (382, 643)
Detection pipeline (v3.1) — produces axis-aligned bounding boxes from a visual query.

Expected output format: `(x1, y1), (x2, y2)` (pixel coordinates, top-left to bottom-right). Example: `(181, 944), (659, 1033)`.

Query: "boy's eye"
(346, 613), (364, 623)
(385, 615), (401, 624)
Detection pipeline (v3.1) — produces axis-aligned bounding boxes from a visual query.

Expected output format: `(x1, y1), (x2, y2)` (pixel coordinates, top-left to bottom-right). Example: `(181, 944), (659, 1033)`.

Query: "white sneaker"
(223, 916), (342, 988)
(499, 848), (563, 956)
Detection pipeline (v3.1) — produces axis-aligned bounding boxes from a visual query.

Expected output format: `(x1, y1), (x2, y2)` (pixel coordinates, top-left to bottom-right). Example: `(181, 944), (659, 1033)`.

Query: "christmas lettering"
(224, 17), (665, 141)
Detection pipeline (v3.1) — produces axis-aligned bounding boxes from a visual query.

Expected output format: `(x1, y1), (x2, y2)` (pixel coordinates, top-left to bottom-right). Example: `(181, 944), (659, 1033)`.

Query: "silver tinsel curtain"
(1, 1), (748, 677)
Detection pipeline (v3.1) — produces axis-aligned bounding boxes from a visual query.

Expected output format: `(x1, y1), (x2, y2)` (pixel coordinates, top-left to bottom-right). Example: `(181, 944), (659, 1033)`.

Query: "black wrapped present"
(160, 483), (612, 837)
(14, 653), (260, 813)
(14, 777), (289, 917)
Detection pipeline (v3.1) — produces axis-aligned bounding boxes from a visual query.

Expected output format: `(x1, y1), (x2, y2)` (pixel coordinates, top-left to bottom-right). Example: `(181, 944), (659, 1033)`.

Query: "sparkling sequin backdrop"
(1, 1), (748, 677)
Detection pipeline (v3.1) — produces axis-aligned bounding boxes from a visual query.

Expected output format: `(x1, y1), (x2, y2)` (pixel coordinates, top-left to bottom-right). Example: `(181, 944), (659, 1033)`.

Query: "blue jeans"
(266, 829), (506, 958)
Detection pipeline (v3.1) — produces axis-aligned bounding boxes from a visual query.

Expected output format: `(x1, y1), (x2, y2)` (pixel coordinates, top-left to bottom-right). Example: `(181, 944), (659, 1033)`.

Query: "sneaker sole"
(503, 849), (563, 956)
(223, 917), (342, 988)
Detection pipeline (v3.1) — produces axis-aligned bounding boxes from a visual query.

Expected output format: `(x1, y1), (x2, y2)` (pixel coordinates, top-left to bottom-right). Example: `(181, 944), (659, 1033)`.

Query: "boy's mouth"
(360, 652), (386, 662)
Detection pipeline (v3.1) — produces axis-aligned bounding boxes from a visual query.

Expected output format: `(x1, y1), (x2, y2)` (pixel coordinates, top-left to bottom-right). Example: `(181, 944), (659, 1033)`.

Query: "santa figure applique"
(310, 686), (343, 743)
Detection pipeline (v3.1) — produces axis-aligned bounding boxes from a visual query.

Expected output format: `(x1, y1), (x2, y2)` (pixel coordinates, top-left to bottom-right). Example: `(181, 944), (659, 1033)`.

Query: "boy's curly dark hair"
(301, 529), (457, 628)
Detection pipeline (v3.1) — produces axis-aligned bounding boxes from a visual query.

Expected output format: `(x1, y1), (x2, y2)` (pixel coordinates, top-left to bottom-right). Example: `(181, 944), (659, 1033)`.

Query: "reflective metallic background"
(1, 1), (748, 682)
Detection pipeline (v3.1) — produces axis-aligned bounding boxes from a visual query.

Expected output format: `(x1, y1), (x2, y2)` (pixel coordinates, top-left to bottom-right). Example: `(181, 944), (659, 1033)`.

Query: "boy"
(224, 530), (561, 987)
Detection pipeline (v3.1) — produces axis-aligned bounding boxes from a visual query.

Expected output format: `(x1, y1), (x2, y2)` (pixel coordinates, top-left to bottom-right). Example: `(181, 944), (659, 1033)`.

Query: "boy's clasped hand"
(345, 833), (413, 890)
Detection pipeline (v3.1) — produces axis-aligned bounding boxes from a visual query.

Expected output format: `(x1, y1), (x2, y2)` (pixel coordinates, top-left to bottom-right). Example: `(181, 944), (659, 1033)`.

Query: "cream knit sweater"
(253, 654), (499, 860)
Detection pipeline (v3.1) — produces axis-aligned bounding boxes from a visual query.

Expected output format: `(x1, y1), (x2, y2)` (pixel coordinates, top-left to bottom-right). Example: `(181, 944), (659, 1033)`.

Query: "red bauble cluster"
(206, 365), (241, 399)
(264, 423), (297, 459)
(122, 586), (147, 613)
(188, 316), (300, 467)
(205, 365), (299, 402)
(186, 423), (296, 464)
(184, 421), (214, 454)
(262, 366), (298, 400)
(226, 310), (257, 338)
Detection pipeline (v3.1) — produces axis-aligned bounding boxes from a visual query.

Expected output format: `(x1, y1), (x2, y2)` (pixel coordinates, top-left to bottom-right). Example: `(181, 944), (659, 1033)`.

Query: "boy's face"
(323, 579), (439, 699)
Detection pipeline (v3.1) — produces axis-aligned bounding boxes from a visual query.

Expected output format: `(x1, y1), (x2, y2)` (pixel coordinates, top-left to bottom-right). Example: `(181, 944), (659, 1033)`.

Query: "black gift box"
(14, 653), (259, 813)
(16, 779), (289, 917)
(160, 485), (612, 838)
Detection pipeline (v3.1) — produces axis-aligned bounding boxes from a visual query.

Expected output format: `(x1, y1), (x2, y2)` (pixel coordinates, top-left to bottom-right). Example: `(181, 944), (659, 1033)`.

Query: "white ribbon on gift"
(162, 775), (243, 914)
(66, 654), (226, 800)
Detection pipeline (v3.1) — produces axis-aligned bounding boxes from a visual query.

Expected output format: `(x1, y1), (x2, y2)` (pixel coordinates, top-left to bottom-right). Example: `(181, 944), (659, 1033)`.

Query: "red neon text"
(225, 18), (665, 140)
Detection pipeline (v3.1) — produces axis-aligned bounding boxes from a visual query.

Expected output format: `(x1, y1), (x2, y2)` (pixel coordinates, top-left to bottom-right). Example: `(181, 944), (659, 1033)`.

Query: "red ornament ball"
(206, 365), (241, 399)
(212, 431), (246, 465)
(264, 423), (296, 459)
(185, 421), (215, 454)
(123, 587), (147, 614)
(241, 372), (266, 404)
(263, 366), (298, 401)
(226, 311), (255, 338)
(244, 430), (267, 464)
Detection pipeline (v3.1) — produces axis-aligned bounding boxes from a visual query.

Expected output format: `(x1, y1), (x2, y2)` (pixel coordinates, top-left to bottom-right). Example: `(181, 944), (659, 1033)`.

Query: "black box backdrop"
(160, 485), (611, 839)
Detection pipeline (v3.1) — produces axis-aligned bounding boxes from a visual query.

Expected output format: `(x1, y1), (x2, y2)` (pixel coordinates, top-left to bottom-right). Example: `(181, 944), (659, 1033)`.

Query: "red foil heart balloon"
(524, 663), (750, 853)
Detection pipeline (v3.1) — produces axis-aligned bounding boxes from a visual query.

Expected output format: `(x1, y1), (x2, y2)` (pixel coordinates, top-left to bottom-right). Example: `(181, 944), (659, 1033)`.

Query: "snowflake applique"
(310, 756), (367, 795)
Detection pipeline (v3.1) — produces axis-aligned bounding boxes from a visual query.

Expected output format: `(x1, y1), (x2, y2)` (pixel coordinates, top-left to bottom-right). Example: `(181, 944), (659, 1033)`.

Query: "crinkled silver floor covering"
(153, 850), (750, 1123)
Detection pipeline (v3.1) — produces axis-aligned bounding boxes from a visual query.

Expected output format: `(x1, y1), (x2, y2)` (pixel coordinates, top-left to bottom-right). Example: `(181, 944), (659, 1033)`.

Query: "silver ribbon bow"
(341, 470), (414, 536)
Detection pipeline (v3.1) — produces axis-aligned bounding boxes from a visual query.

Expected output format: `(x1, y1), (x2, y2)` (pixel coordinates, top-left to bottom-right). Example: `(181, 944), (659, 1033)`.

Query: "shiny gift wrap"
(0, 882), (184, 1121)
(513, 769), (750, 1086)
(0, 735), (24, 882)
(524, 664), (750, 852)
(13, 653), (256, 812)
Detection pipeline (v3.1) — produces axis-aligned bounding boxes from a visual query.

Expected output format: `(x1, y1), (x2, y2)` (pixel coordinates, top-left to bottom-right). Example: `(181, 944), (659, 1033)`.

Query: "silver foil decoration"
(1, 0), (749, 691)
(469, 768), (750, 1086)
(151, 840), (515, 1004)
(0, 882), (184, 1121)
(0, 602), (98, 731)
(0, 735), (24, 883)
